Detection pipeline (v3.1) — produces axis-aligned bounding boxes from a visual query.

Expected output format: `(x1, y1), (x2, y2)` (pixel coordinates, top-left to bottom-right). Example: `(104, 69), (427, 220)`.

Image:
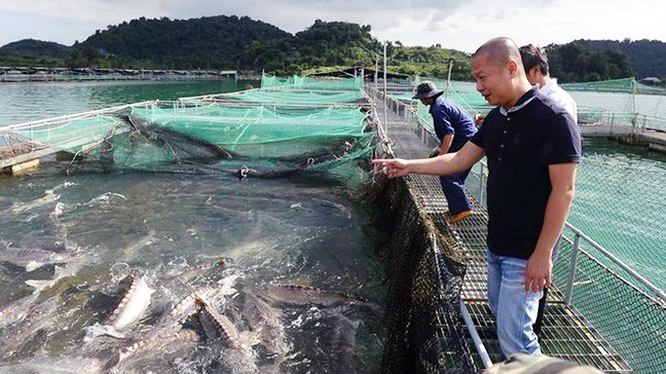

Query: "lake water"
(0, 79), (257, 127)
(0, 80), (386, 373)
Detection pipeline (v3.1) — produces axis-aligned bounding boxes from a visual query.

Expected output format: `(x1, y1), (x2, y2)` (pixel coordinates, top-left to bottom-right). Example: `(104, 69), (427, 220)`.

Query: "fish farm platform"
(368, 87), (634, 372)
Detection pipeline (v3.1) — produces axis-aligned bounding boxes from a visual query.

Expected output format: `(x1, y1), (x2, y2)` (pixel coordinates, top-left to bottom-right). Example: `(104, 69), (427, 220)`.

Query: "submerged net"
(376, 176), (478, 374)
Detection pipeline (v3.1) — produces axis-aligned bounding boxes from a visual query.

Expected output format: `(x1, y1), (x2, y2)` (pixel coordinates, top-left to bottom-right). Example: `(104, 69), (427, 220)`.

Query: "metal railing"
(373, 87), (666, 372)
(562, 222), (666, 305)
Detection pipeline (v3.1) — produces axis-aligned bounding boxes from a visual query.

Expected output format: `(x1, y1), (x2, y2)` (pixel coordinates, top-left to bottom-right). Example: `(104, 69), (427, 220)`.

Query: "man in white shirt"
(520, 44), (578, 123)
(519, 44), (580, 341)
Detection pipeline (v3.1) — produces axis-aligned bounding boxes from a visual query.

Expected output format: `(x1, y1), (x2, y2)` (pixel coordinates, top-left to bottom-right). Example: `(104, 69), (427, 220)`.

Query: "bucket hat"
(412, 81), (443, 99)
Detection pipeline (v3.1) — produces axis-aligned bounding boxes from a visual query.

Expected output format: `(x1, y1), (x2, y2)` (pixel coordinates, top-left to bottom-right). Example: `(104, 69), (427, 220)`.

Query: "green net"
(231, 89), (368, 105)
(560, 77), (635, 92)
(261, 73), (363, 91)
(0, 75), (376, 180)
(463, 137), (666, 373)
(561, 78), (666, 131)
(413, 77), (493, 118)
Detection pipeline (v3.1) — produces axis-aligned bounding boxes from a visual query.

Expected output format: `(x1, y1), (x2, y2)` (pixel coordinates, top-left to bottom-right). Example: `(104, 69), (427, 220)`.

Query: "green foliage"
(81, 15), (291, 69)
(387, 45), (471, 80)
(0, 39), (70, 67)
(546, 41), (634, 82)
(237, 20), (381, 74)
(573, 39), (666, 79)
(0, 39), (71, 56)
(238, 21), (469, 78)
(1, 18), (661, 83)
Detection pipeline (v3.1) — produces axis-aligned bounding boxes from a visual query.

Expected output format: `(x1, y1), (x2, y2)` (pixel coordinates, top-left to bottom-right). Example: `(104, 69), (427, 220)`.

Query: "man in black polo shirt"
(372, 37), (581, 357)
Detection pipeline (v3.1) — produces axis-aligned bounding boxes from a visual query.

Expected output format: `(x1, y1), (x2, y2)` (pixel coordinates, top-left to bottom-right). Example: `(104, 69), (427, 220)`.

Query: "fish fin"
(25, 279), (52, 294)
(25, 261), (44, 272)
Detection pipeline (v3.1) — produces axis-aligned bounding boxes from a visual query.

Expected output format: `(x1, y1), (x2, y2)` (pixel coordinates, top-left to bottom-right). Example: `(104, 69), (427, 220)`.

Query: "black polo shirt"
(470, 87), (581, 259)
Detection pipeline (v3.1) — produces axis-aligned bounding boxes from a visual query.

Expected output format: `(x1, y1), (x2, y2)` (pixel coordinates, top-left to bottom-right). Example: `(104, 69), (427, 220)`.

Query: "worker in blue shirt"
(413, 81), (478, 224)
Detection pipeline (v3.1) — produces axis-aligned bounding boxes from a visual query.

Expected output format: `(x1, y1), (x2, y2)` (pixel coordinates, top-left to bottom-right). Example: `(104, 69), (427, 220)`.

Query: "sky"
(0, 0), (663, 54)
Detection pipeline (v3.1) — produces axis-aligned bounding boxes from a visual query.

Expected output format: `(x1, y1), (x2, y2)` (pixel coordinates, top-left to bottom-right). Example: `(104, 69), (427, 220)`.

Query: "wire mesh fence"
(379, 86), (665, 373)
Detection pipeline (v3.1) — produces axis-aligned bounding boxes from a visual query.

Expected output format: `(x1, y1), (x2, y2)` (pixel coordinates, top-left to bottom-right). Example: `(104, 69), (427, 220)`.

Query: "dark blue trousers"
(439, 168), (472, 214)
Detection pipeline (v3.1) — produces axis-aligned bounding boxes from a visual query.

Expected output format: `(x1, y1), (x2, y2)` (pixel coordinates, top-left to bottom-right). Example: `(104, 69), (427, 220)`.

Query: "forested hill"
(235, 20), (472, 79)
(0, 39), (71, 55)
(1, 15), (663, 83)
(77, 17), (473, 79)
(80, 15), (290, 69)
(572, 39), (666, 79)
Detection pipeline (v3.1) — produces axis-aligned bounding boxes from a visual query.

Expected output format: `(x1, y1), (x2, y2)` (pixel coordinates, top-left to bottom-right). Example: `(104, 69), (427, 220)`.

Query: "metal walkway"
(369, 88), (632, 373)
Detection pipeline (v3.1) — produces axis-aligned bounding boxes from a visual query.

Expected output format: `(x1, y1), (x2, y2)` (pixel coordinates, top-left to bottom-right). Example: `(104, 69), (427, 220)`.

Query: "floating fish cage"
(1, 73), (665, 374)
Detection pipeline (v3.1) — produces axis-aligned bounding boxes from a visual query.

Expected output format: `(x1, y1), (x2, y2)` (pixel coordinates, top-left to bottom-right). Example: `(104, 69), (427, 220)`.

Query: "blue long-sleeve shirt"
(429, 94), (478, 152)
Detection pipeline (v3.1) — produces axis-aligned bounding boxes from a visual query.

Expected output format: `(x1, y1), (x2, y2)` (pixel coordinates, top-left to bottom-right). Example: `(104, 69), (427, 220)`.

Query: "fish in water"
(259, 284), (358, 307)
(9, 190), (60, 214)
(195, 295), (240, 347)
(0, 245), (71, 272)
(166, 258), (228, 283)
(121, 231), (157, 260)
(159, 286), (218, 330)
(0, 296), (60, 360)
(24, 252), (88, 295)
(107, 274), (154, 331)
(319, 309), (359, 374)
(105, 329), (199, 373)
(195, 296), (259, 373)
(243, 292), (291, 361)
(0, 356), (103, 374)
(0, 294), (38, 329)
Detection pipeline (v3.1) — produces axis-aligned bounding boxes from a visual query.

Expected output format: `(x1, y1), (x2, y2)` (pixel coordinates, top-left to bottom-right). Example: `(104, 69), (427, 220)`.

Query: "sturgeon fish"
(167, 258), (227, 283)
(260, 284), (358, 307)
(243, 292), (290, 359)
(0, 296), (60, 360)
(195, 296), (258, 373)
(107, 274), (154, 331)
(321, 310), (358, 374)
(25, 253), (88, 295)
(0, 294), (38, 329)
(121, 231), (157, 260)
(106, 329), (199, 373)
(159, 286), (218, 329)
(0, 245), (71, 272)
(10, 190), (60, 214)
(195, 296), (240, 347)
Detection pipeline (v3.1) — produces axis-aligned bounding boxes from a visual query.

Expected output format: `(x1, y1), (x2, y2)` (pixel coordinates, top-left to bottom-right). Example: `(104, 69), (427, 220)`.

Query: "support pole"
(383, 42), (388, 137)
(445, 60), (453, 98)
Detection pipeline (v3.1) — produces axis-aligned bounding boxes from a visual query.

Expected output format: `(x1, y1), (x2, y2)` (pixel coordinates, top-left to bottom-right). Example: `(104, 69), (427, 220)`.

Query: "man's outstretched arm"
(372, 141), (485, 178)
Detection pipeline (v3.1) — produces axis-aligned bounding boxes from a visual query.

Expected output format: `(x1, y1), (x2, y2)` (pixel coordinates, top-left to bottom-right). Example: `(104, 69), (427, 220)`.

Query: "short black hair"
(519, 44), (549, 76)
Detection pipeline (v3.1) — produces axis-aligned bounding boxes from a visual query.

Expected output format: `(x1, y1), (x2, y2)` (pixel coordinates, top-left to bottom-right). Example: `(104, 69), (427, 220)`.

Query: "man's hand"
(371, 158), (410, 178)
(524, 251), (552, 292)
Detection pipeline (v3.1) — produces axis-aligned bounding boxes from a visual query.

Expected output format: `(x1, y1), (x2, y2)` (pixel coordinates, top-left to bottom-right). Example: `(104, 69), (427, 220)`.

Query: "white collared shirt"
(539, 78), (578, 123)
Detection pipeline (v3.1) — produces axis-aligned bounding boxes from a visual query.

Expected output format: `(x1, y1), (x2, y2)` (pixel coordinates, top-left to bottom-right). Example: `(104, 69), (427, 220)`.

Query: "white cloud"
(0, 0), (663, 52)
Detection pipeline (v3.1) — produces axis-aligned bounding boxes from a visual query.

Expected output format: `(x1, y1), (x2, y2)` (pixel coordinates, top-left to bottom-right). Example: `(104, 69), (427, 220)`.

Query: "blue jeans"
(487, 251), (543, 357)
(438, 168), (472, 214)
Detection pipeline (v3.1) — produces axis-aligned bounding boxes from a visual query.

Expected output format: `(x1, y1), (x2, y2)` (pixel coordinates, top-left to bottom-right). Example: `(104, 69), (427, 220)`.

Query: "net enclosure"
(2, 73), (665, 373)
(0, 75), (376, 180)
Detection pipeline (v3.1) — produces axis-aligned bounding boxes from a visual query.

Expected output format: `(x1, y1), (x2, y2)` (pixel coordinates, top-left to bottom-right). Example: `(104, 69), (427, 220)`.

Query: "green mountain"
(237, 20), (471, 78)
(1, 16), (662, 83)
(0, 39), (71, 55)
(545, 41), (634, 83)
(79, 15), (291, 69)
(0, 39), (71, 66)
(572, 39), (666, 79)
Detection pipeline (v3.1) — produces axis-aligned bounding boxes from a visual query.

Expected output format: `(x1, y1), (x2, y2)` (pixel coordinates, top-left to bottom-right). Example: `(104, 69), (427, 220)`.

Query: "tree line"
(1, 15), (662, 84)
